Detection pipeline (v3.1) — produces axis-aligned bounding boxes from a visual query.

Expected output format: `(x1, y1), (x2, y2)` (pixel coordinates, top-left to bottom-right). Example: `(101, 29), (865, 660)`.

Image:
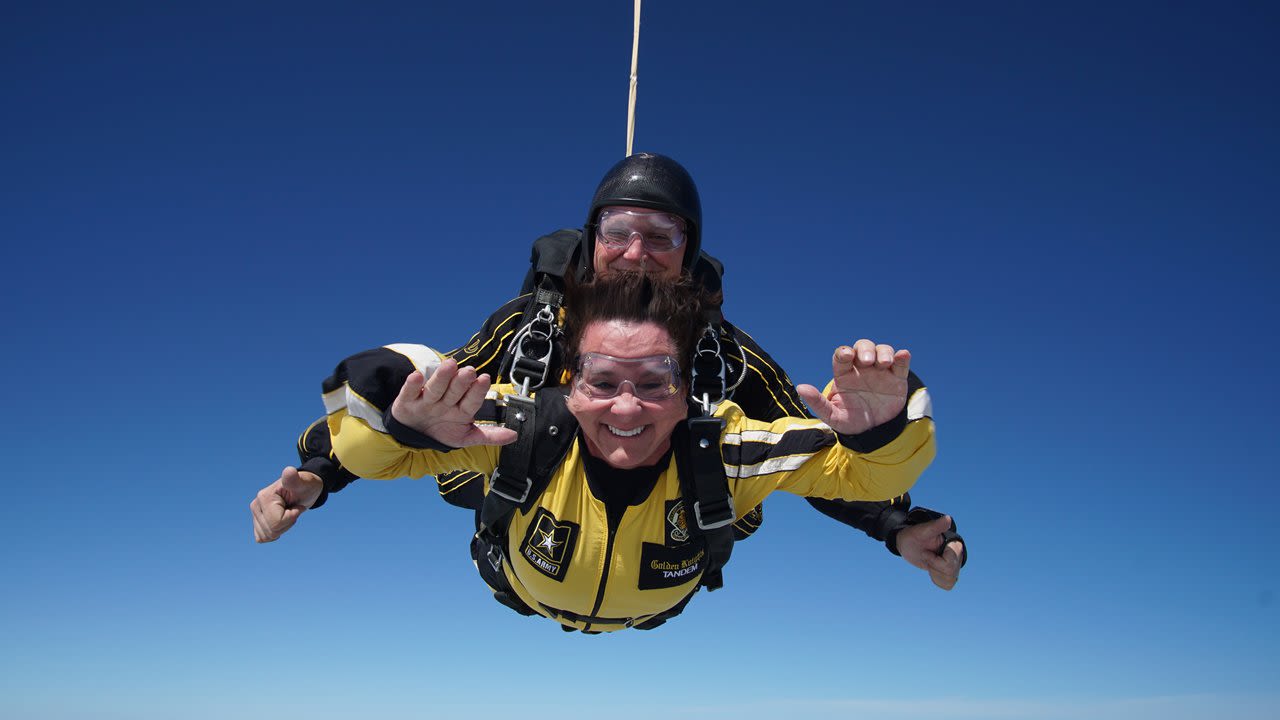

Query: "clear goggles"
(573, 352), (683, 401)
(595, 208), (687, 253)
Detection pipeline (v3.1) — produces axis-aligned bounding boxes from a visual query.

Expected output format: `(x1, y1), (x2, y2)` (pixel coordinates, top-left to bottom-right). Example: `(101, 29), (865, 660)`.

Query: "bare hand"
(389, 359), (517, 448)
(797, 339), (910, 435)
(251, 466), (323, 543)
(896, 514), (964, 591)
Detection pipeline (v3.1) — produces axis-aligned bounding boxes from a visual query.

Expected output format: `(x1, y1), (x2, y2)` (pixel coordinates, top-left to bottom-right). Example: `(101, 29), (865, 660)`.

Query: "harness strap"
(538, 603), (655, 629)
(479, 392), (538, 534)
(476, 388), (577, 565)
(676, 415), (735, 592)
(503, 228), (580, 392)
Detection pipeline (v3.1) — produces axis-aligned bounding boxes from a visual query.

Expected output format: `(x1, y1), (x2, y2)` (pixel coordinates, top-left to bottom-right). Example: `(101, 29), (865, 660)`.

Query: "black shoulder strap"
(520, 228), (583, 295)
(672, 413), (736, 591)
(692, 249), (725, 296)
(478, 386), (578, 545)
(501, 229), (581, 392)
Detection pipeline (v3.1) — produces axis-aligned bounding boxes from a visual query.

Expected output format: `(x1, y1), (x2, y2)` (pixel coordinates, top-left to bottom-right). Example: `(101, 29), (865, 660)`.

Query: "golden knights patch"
(638, 540), (706, 590)
(519, 508), (578, 581)
(636, 499), (706, 590)
(665, 499), (690, 545)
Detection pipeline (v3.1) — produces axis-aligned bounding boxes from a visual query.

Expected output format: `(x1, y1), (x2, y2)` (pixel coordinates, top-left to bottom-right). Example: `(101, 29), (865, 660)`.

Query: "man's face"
(592, 205), (689, 279)
(566, 319), (686, 469)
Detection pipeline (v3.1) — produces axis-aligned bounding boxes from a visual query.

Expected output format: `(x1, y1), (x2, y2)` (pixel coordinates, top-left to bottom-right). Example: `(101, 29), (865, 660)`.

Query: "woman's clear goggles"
(595, 208), (687, 253)
(573, 352), (682, 401)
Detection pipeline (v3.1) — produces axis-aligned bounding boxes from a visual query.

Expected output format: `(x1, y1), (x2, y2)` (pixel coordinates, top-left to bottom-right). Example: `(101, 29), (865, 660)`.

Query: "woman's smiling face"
(566, 319), (687, 469)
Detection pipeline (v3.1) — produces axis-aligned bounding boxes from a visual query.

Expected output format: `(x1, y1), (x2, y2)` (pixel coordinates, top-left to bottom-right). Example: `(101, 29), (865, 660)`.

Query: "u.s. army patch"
(519, 508), (578, 582)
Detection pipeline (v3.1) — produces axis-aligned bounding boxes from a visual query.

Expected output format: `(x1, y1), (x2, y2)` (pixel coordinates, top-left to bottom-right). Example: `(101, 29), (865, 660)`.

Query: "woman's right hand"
(390, 358), (517, 448)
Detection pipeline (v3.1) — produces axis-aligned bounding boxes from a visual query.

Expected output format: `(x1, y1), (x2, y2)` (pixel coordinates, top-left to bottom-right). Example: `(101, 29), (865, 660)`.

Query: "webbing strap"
(684, 415), (734, 591)
(479, 393), (537, 534)
(476, 389), (577, 568)
(539, 603), (651, 629)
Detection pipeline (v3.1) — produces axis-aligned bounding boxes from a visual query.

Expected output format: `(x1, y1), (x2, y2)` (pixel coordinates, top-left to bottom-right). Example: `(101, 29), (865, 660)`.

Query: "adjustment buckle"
(488, 469), (532, 504)
(693, 496), (736, 531)
(485, 540), (505, 572)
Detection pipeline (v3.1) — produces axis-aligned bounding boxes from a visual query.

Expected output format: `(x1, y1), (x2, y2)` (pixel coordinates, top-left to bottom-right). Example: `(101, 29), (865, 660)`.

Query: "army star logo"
(519, 508), (578, 582)
(537, 528), (560, 554)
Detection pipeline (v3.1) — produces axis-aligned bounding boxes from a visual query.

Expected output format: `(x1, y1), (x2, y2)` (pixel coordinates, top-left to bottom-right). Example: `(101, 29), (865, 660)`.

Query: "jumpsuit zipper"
(583, 508), (624, 632)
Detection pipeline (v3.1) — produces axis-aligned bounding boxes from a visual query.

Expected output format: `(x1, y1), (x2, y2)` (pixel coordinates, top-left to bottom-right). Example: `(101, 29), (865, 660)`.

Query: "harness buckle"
(488, 469), (532, 504)
(693, 495), (736, 531)
(483, 538), (505, 572)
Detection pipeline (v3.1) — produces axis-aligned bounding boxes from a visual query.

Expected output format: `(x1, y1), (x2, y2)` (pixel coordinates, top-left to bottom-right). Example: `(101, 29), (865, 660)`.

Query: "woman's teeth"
(608, 425), (644, 437)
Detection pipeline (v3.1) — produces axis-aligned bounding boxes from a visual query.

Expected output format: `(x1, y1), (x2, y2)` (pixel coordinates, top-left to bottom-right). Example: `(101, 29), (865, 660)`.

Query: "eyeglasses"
(596, 208), (687, 253)
(574, 352), (682, 401)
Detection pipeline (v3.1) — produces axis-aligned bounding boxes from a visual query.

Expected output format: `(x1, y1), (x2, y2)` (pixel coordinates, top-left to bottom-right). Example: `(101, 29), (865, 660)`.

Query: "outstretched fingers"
(398, 370), (427, 404)
(834, 340), (911, 374)
(457, 372), (493, 416)
(891, 348), (911, 378)
(421, 358), (459, 403)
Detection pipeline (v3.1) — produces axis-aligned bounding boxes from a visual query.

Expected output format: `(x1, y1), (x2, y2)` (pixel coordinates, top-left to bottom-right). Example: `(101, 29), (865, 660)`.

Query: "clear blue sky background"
(3, 2), (1277, 718)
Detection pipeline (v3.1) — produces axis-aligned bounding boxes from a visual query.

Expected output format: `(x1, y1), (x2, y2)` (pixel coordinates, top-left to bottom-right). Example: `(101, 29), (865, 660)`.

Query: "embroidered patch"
(638, 540), (706, 590)
(665, 499), (690, 545)
(519, 508), (578, 582)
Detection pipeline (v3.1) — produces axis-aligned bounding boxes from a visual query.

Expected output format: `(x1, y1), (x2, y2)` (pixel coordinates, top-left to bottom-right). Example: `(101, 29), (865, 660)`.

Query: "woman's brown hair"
(562, 271), (721, 381)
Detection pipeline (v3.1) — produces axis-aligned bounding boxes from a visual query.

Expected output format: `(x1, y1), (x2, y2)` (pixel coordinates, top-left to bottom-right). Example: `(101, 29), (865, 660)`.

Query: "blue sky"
(2, 2), (1277, 718)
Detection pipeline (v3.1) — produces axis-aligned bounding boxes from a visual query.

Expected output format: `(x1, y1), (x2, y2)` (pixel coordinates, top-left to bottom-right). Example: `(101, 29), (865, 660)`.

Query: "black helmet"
(583, 152), (703, 273)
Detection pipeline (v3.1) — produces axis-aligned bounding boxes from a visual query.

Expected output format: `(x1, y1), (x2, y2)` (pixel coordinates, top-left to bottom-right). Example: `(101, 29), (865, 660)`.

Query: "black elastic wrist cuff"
(837, 405), (909, 453)
(383, 407), (459, 451)
(880, 509), (911, 555)
(906, 507), (947, 526)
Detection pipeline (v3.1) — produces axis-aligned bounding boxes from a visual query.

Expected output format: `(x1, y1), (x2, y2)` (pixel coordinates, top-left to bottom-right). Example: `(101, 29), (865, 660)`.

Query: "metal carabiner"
(690, 323), (727, 414)
(507, 304), (559, 396)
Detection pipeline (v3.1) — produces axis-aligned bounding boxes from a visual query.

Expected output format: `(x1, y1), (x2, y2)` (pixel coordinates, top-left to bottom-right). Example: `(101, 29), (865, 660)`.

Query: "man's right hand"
(251, 466), (324, 543)
(895, 514), (965, 591)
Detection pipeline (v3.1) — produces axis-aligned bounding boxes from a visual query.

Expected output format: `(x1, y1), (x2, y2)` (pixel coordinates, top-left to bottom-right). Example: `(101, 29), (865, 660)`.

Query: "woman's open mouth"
(607, 424), (645, 438)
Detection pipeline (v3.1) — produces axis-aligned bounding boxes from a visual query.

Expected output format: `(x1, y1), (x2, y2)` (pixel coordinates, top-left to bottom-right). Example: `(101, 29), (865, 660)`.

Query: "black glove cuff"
(836, 403), (909, 453)
(880, 509), (912, 555)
